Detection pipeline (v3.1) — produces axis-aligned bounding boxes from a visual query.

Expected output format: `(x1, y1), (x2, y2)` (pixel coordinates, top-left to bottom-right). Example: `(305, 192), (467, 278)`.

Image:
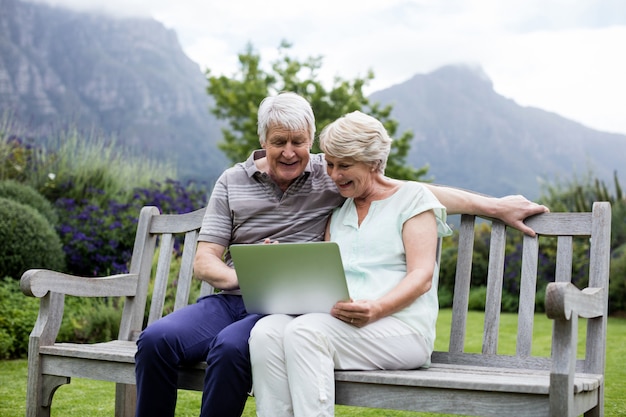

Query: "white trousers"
(249, 313), (429, 417)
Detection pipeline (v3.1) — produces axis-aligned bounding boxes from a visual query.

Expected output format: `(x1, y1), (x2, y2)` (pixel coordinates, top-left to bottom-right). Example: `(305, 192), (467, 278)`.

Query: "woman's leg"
(283, 313), (429, 417)
(249, 314), (296, 417)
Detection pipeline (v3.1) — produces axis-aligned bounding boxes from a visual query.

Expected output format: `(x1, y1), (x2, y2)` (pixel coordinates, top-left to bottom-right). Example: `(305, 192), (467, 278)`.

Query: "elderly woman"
(249, 110), (453, 417)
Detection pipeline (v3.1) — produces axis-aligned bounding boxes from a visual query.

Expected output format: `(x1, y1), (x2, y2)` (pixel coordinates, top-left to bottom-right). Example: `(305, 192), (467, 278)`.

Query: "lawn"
(2, 310), (625, 417)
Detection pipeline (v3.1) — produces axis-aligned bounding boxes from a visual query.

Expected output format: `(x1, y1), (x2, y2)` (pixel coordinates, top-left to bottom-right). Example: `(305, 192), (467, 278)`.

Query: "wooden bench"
(21, 202), (611, 417)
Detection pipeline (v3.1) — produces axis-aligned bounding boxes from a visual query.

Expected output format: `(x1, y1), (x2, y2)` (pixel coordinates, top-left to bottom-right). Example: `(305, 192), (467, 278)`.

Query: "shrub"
(437, 285), (453, 309)
(468, 286), (487, 311)
(609, 244), (626, 315)
(59, 296), (123, 343)
(0, 179), (59, 226)
(0, 133), (43, 184)
(55, 179), (207, 276)
(0, 277), (39, 359)
(55, 196), (137, 276)
(0, 276), (126, 358)
(0, 198), (65, 278)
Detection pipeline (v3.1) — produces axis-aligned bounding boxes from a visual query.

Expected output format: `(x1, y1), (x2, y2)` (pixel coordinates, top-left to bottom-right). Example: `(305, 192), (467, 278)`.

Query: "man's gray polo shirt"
(198, 150), (344, 268)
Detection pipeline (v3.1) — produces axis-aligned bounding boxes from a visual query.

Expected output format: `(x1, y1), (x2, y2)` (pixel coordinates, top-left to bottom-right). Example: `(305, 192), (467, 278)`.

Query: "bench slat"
(518, 233), (539, 357)
(335, 365), (601, 394)
(483, 221), (506, 355)
(37, 342), (603, 395)
(449, 214), (475, 353)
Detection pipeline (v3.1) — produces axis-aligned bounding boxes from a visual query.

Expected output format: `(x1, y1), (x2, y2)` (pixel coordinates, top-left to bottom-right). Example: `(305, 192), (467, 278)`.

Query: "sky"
(30, 0), (626, 135)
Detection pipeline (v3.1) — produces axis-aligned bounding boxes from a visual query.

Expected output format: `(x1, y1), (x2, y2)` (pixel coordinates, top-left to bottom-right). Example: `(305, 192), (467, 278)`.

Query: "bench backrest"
(118, 202), (611, 381)
(118, 206), (209, 342)
(434, 202), (611, 377)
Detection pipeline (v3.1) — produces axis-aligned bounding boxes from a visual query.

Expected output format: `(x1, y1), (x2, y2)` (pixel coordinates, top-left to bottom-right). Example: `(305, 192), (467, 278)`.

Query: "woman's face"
(262, 124), (312, 191)
(324, 154), (375, 199)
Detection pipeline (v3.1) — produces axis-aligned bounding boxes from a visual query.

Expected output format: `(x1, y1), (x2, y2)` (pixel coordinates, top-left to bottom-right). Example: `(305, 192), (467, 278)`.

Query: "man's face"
(262, 124), (312, 190)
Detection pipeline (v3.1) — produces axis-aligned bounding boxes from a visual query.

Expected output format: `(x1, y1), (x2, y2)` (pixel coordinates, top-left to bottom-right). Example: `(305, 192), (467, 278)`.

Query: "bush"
(55, 179), (207, 276)
(0, 277), (39, 359)
(609, 244), (626, 315)
(0, 179), (59, 226)
(55, 196), (137, 276)
(0, 198), (65, 278)
(59, 296), (123, 343)
(468, 286), (487, 311)
(0, 277), (125, 358)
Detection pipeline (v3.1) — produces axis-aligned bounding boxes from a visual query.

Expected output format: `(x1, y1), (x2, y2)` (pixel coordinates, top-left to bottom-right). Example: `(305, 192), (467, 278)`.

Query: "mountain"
(370, 65), (626, 198)
(0, 0), (228, 183)
(2, 0), (625, 199)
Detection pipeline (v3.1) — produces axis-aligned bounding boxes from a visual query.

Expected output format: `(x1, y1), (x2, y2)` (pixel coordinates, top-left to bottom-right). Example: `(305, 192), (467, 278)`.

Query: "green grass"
(2, 310), (625, 417)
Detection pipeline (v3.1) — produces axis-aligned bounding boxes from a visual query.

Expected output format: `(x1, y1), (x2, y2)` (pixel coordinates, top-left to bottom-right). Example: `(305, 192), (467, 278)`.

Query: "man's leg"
(200, 311), (264, 417)
(134, 294), (244, 417)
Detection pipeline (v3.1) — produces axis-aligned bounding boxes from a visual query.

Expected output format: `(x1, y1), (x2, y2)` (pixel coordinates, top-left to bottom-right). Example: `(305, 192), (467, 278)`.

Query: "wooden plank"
(517, 233), (538, 357)
(174, 229), (199, 311)
(449, 214), (475, 353)
(40, 341), (137, 362)
(148, 233), (175, 324)
(336, 381), (598, 417)
(149, 207), (205, 233)
(335, 365), (601, 394)
(431, 351), (552, 370)
(336, 382), (552, 417)
(524, 213), (592, 236)
(555, 235), (573, 283)
(585, 202), (611, 379)
(41, 356), (136, 384)
(21, 270), (138, 298)
(119, 206), (159, 341)
(483, 221), (505, 355)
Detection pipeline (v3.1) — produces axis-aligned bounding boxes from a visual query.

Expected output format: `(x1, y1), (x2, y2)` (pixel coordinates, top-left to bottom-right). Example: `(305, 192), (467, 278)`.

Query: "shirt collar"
(243, 149), (314, 178)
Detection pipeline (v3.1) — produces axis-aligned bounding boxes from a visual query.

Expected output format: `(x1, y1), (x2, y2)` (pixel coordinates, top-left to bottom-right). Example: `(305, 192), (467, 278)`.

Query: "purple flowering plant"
(55, 179), (207, 276)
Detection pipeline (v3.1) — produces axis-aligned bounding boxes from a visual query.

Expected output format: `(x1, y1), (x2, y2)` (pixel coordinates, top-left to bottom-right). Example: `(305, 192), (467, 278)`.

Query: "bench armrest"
(545, 282), (606, 416)
(21, 269), (139, 298)
(545, 282), (605, 320)
(21, 269), (140, 347)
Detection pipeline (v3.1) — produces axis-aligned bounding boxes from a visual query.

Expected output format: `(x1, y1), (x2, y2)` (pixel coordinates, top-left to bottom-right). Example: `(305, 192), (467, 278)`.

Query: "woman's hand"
(331, 299), (382, 328)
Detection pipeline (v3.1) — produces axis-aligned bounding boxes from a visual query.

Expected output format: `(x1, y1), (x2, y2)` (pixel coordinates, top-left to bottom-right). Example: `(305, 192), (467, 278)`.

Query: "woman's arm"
(423, 184), (549, 236)
(331, 210), (438, 326)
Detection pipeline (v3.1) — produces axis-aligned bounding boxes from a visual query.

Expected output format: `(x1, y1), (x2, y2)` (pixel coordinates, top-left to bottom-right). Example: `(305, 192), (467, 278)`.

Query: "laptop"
(229, 241), (351, 314)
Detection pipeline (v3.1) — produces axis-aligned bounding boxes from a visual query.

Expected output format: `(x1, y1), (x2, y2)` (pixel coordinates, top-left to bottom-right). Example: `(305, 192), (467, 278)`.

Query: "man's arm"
(423, 184), (549, 237)
(193, 241), (239, 290)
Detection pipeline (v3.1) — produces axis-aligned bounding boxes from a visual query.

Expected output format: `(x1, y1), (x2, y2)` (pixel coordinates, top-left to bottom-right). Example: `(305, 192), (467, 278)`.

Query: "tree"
(205, 41), (428, 181)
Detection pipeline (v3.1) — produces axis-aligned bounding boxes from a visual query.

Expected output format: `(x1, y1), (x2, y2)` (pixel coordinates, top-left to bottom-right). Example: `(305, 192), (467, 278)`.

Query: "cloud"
(21, 0), (626, 134)
(486, 26), (626, 134)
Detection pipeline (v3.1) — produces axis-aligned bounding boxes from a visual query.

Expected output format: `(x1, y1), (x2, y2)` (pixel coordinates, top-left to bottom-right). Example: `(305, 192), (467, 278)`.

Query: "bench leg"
(26, 374), (70, 417)
(115, 383), (137, 417)
(584, 384), (603, 417)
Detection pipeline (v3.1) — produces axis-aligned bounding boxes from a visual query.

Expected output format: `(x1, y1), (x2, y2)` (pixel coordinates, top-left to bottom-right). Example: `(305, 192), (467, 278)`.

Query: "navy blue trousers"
(134, 294), (263, 417)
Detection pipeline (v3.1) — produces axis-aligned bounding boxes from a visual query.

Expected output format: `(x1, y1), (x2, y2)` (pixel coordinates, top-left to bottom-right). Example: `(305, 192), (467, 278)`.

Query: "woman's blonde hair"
(319, 111), (391, 173)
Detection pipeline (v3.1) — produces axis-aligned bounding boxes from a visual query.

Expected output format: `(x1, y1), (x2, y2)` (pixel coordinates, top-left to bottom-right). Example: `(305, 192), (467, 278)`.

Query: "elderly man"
(134, 92), (548, 417)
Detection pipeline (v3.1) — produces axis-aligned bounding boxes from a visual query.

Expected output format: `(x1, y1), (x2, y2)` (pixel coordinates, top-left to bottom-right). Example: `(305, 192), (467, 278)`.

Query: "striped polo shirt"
(198, 150), (345, 268)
